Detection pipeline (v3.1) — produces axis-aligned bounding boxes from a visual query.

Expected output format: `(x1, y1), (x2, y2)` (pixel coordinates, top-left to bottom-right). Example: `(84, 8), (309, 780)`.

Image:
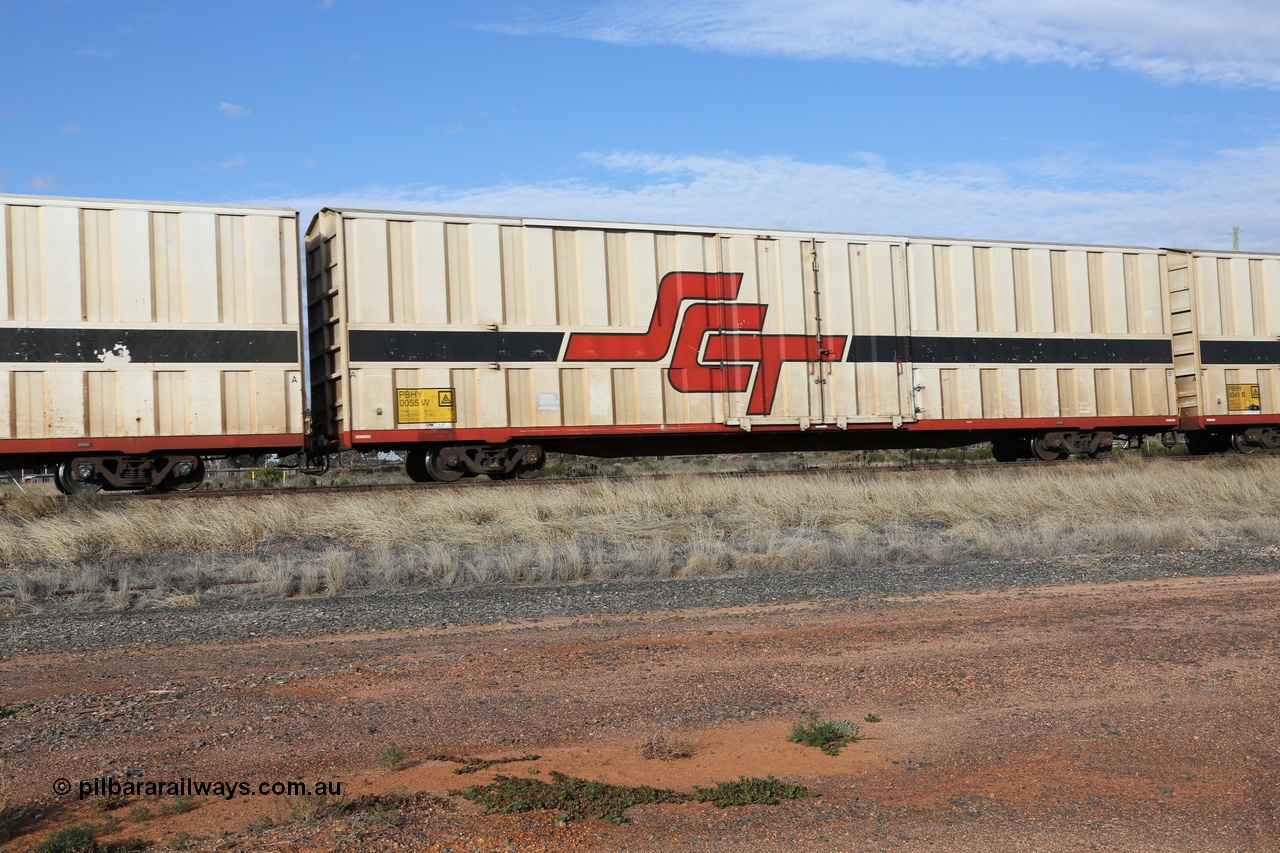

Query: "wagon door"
(711, 235), (912, 428)
(711, 234), (829, 427)
(799, 238), (841, 424)
(822, 238), (915, 426)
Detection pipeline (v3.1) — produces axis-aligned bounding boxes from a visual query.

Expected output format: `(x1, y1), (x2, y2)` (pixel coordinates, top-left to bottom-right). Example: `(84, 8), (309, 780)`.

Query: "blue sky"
(3, 1), (1279, 249)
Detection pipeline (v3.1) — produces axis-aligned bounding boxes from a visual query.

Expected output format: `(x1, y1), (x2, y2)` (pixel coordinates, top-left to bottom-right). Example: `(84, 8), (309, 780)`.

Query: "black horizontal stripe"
(869, 336), (1173, 365)
(846, 335), (907, 363)
(349, 330), (565, 363)
(1200, 340), (1280, 365)
(1, 327), (298, 364)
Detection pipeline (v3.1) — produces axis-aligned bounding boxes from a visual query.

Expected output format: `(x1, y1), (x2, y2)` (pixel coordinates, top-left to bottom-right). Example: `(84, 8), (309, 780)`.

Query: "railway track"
(0, 450), (1224, 507)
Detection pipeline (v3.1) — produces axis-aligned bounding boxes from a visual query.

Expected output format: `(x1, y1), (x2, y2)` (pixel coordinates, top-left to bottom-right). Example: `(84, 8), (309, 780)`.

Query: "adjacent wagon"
(0, 194), (307, 492)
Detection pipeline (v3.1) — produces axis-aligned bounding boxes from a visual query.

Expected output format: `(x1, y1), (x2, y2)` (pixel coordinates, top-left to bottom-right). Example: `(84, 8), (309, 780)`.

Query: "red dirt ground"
(2, 572), (1277, 851)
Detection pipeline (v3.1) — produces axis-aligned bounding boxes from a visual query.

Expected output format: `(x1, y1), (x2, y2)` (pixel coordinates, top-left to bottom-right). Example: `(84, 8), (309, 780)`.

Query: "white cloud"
(220, 155), (247, 169)
(266, 144), (1280, 252)
(304, 157), (322, 169)
(219, 102), (250, 119)
(497, 0), (1280, 88)
(76, 47), (115, 59)
(29, 174), (56, 191)
(61, 124), (83, 135)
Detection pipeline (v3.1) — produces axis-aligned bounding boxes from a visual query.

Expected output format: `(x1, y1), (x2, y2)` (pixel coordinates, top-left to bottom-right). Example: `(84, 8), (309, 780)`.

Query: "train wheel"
(1030, 436), (1067, 461)
(55, 461), (102, 495)
(514, 455), (545, 479)
(1231, 432), (1258, 454)
(405, 449), (431, 483)
(159, 458), (206, 492)
(425, 450), (465, 483)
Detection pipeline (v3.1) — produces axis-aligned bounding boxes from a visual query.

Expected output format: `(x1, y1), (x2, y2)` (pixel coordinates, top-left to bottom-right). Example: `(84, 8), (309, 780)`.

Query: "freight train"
(2, 193), (1277, 493)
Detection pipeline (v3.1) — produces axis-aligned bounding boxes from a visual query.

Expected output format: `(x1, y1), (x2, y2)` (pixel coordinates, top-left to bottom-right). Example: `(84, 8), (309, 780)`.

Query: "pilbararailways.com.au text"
(62, 776), (343, 801)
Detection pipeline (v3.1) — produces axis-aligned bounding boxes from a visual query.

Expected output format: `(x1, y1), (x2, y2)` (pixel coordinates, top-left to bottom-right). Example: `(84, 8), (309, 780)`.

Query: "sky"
(2, 0), (1280, 250)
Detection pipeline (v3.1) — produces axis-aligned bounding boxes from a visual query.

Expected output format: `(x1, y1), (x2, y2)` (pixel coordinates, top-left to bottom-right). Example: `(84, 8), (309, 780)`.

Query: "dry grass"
(4, 455), (1280, 610)
(637, 728), (696, 761)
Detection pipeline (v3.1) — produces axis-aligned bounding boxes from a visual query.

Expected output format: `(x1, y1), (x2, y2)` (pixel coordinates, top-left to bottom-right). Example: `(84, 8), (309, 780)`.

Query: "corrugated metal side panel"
(847, 241), (910, 420)
(907, 241), (1173, 422)
(334, 210), (918, 435)
(1, 197), (303, 442)
(1181, 251), (1280, 418)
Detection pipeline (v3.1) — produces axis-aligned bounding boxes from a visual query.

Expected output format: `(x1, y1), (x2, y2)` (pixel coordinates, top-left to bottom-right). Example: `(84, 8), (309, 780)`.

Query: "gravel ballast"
(4, 546), (1274, 655)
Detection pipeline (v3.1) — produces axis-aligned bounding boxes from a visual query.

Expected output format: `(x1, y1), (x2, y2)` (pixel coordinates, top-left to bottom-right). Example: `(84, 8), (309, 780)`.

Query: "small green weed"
(93, 796), (126, 813)
(453, 772), (683, 825)
(278, 792), (402, 827)
(244, 815), (274, 834)
(344, 796), (404, 830)
(38, 825), (140, 853)
(379, 747), (405, 770)
(692, 775), (819, 807)
(282, 791), (342, 825)
(425, 752), (541, 775)
(788, 712), (861, 756)
(864, 713), (881, 723)
(157, 796), (195, 816)
(126, 806), (152, 823)
(453, 772), (819, 825)
(38, 825), (98, 853)
(0, 812), (26, 843)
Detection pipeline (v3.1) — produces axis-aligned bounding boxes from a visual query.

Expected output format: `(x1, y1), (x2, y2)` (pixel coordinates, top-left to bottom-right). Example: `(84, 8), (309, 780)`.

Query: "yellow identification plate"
(1226, 383), (1261, 413)
(396, 388), (456, 424)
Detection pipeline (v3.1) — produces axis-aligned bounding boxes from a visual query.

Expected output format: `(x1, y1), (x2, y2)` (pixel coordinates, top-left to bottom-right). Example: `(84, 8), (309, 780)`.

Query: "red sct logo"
(563, 271), (847, 416)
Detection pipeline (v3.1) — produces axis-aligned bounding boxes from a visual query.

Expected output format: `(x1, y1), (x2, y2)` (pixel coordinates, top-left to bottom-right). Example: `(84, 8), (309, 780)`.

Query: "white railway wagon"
(305, 208), (1191, 479)
(0, 194), (306, 492)
(1168, 248), (1280, 453)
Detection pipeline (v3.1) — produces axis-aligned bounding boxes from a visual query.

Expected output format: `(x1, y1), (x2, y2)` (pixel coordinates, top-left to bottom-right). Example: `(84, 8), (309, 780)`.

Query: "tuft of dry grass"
(5, 455), (1280, 610)
(637, 728), (696, 761)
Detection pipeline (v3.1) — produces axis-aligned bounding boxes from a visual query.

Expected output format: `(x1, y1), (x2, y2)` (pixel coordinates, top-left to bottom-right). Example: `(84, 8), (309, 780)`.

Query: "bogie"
(402, 444), (545, 483)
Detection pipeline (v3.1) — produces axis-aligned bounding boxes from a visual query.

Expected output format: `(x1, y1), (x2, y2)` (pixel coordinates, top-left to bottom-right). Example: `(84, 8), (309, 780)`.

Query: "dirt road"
(2, 571), (1277, 851)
